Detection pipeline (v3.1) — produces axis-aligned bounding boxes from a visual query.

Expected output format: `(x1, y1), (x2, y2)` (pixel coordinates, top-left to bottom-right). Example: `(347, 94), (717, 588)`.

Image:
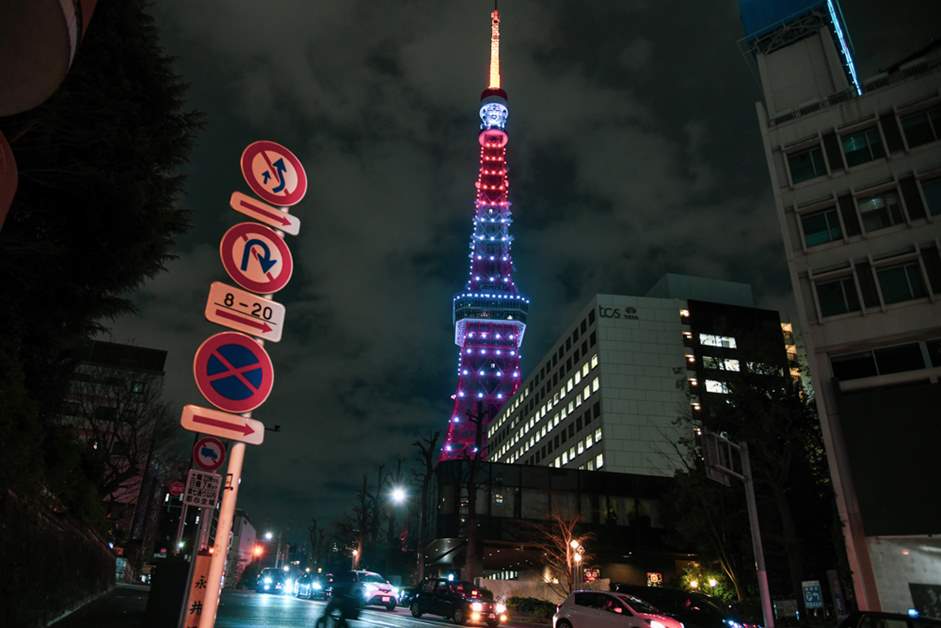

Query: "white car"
(553, 591), (683, 628)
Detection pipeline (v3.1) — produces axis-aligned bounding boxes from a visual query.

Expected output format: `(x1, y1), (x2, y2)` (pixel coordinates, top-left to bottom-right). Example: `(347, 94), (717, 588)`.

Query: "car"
(296, 572), (332, 600)
(353, 570), (398, 611)
(256, 568), (287, 594)
(839, 611), (941, 628)
(554, 590), (683, 628)
(612, 585), (741, 628)
(410, 578), (508, 626)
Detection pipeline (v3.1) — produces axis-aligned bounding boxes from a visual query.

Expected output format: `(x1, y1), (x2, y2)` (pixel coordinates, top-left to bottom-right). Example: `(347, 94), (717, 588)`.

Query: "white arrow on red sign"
(180, 404), (265, 446)
(229, 191), (301, 236)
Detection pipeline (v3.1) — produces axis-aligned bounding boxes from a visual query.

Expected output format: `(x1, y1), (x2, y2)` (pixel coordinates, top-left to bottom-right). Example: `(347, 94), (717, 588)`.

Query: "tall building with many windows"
(487, 276), (790, 477)
(740, 0), (941, 613)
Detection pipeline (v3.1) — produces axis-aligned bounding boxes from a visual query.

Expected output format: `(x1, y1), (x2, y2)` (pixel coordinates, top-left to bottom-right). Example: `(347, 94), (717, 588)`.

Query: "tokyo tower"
(441, 3), (529, 461)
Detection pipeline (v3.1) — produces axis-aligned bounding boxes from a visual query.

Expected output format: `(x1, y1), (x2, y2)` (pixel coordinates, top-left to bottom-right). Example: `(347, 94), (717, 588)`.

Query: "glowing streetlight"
(252, 544), (264, 557)
(264, 531), (274, 541)
(573, 553), (582, 563)
(708, 577), (718, 588)
(390, 486), (407, 504)
(689, 579), (700, 590)
(352, 549), (359, 557)
(570, 540), (580, 550)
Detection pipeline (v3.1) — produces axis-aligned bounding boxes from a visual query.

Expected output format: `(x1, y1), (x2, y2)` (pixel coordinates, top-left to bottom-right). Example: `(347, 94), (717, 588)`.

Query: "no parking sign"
(192, 331), (274, 414)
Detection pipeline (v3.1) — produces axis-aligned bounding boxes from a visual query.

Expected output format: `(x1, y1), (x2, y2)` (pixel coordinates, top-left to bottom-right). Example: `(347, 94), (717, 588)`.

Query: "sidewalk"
(53, 584), (149, 628)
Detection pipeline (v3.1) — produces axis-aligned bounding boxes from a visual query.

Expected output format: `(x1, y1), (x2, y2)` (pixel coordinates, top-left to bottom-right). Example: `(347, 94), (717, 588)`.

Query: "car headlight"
(264, 577), (273, 584)
(651, 621), (666, 628)
(362, 589), (370, 599)
(472, 602), (484, 612)
(313, 582), (323, 590)
(496, 603), (507, 614)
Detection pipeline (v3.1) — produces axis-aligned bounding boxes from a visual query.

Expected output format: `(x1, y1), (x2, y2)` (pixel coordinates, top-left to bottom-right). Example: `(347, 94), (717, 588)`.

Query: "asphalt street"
(216, 591), (532, 628)
(54, 585), (545, 628)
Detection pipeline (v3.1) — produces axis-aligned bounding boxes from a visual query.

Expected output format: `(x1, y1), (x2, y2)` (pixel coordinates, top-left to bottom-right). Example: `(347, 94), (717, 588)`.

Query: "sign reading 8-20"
(204, 281), (286, 343)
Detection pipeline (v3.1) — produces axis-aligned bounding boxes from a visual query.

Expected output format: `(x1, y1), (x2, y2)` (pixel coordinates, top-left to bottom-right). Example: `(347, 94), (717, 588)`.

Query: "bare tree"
(527, 515), (593, 599)
(63, 364), (176, 543)
(412, 431), (440, 580)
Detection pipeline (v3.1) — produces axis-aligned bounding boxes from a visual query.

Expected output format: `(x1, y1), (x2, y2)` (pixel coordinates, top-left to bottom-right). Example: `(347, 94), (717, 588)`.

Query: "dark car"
(839, 611), (941, 628)
(256, 568), (287, 594)
(410, 578), (508, 626)
(296, 572), (332, 600)
(612, 585), (747, 628)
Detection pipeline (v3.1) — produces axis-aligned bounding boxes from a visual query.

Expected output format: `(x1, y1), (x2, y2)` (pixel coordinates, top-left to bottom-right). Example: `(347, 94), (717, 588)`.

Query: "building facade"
(487, 276), (791, 478)
(225, 510), (257, 588)
(741, 0), (941, 613)
(442, 6), (530, 460)
(426, 459), (694, 595)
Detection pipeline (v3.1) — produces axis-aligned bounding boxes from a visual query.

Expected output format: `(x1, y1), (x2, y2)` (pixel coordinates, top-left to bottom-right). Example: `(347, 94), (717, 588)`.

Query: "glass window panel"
(816, 277), (860, 316)
(900, 109), (937, 148)
(874, 343), (925, 374)
(801, 208), (842, 247)
(842, 127), (885, 167)
(923, 178), (941, 216)
(858, 191), (904, 232)
(926, 339), (941, 368)
(877, 263), (927, 304)
(787, 146), (826, 183)
(831, 352), (878, 380)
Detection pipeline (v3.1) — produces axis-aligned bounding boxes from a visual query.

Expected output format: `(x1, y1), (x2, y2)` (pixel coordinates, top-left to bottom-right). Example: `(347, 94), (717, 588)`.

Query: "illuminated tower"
(441, 4), (529, 461)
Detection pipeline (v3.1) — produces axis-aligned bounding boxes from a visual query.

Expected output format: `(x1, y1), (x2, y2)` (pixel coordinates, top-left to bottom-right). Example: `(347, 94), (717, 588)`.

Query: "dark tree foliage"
(0, 0), (202, 525)
(667, 374), (841, 609)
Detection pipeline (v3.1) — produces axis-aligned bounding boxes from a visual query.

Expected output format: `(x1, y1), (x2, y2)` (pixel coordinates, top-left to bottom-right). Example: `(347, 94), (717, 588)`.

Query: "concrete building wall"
(595, 294), (688, 477)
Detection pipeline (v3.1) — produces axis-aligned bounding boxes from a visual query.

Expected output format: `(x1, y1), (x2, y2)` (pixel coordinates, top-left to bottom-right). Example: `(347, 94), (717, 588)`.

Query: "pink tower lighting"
(441, 3), (529, 461)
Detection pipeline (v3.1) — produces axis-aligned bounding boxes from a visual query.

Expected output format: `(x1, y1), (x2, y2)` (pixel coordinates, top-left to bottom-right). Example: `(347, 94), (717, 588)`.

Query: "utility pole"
(702, 430), (774, 628)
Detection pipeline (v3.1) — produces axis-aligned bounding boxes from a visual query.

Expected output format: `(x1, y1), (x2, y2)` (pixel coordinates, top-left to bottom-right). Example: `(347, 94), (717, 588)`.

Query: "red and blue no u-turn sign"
(193, 331), (274, 413)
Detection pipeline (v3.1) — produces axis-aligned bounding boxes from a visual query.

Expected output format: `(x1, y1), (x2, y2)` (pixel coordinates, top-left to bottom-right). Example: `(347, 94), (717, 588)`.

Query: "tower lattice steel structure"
(441, 4), (529, 461)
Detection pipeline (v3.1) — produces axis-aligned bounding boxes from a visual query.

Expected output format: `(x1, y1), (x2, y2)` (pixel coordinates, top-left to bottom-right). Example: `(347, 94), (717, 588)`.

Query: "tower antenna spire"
(488, 1), (501, 89)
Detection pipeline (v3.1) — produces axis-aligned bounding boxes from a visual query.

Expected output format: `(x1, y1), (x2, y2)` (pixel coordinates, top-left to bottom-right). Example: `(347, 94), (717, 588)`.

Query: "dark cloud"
(105, 0), (936, 540)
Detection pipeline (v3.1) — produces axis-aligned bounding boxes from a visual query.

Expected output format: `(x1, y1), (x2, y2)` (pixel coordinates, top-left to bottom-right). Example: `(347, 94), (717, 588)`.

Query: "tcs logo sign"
(599, 306), (639, 320)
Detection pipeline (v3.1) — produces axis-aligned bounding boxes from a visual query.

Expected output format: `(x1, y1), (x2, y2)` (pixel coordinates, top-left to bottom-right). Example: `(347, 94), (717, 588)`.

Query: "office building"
(488, 275), (791, 477)
(740, 0), (941, 613)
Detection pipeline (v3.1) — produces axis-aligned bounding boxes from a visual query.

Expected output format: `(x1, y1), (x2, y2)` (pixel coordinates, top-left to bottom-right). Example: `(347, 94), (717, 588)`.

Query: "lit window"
(576, 393), (583, 406)
(679, 308), (690, 318)
(562, 452), (569, 464)
(858, 191), (904, 232)
(801, 207), (842, 247)
(877, 262), (928, 304)
(582, 363), (589, 376)
(587, 460), (595, 471)
(699, 333), (737, 349)
(586, 434), (594, 448)
(787, 145), (827, 184)
(591, 354), (599, 368)
(591, 377), (600, 392)
(567, 379), (573, 392)
(841, 126), (885, 167)
(815, 276), (860, 317)
(567, 401), (574, 413)
(595, 453), (604, 469)
(704, 379), (731, 394)
(569, 447), (575, 459)
(583, 385), (590, 399)
(702, 356), (741, 371)
(577, 441), (584, 455)
(554, 414), (560, 426)
(595, 428), (603, 442)
(574, 371), (581, 385)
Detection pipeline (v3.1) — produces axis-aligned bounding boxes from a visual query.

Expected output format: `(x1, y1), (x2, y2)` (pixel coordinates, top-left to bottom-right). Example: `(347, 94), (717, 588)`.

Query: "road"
(54, 585), (545, 628)
(216, 592), (536, 628)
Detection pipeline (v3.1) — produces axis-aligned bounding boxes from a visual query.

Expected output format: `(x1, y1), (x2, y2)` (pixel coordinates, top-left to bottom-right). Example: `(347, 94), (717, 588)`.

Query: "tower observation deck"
(441, 4), (530, 461)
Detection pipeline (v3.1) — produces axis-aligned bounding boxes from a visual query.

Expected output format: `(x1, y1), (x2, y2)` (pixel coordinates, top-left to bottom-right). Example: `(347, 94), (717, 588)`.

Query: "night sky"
(107, 1), (939, 542)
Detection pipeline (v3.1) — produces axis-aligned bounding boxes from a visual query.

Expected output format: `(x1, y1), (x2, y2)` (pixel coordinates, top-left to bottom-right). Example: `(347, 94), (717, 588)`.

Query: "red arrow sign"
(193, 412), (256, 436)
(229, 192), (301, 236)
(180, 404), (265, 446)
(213, 308), (273, 334)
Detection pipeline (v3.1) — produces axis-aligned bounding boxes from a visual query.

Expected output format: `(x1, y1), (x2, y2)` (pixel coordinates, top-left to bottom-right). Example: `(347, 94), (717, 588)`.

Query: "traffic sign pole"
(198, 435), (245, 628)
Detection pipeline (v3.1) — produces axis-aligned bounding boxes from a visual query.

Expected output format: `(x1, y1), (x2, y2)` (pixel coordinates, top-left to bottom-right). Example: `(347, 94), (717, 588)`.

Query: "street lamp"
(264, 531), (274, 541)
(390, 486), (406, 504)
